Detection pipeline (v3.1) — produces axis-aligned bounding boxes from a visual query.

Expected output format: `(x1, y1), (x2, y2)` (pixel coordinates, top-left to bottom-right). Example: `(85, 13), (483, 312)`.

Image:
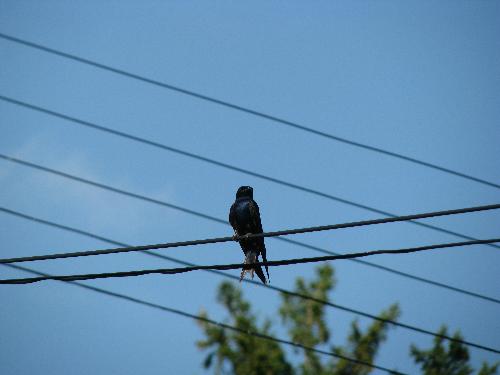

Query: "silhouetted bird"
(229, 186), (269, 284)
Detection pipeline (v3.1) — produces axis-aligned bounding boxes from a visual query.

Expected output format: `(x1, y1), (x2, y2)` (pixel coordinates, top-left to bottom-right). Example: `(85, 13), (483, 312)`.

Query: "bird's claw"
(233, 233), (252, 241)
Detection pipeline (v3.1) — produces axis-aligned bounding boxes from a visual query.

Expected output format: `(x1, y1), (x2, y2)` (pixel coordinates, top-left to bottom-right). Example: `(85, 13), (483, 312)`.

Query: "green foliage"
(197, 281), (292, 375)
(332, 303), (400, 375)
(411, 326), (499, 375)
(197, 264), (498, 375)
(279, 264), (335, 375)
(278, 264), (401, 375)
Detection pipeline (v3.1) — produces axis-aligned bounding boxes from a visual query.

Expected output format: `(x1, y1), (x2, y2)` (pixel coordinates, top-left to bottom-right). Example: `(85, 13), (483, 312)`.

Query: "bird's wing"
(249, 200), (269, 280)
(229, 201), (237, 231)
(248, 200), (263, 232)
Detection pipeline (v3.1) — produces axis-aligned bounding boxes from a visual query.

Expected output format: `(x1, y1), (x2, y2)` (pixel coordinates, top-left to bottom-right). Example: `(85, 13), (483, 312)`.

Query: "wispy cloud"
(1, 134), (180, 241)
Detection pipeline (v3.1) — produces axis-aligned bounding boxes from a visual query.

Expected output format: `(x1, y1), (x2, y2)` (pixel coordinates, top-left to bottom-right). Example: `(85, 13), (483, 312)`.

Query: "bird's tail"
(240, 252), (267, 284)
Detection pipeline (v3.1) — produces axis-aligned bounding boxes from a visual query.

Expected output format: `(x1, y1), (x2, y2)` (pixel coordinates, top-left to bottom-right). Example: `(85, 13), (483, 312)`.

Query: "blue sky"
(0, 1), (499, 374)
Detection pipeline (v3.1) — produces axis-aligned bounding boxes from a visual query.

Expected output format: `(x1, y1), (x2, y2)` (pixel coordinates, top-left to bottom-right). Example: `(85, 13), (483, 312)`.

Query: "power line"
(2, 238), (498, 285)
(1, 203), (499, 265)
(2, 207), (496, 354)
(1, 34), (497, 366)
(2, 264), (404, 375)
(2, 96), (499, 254)
(0, 32), (498, 191)
(1, 156), (499, 304)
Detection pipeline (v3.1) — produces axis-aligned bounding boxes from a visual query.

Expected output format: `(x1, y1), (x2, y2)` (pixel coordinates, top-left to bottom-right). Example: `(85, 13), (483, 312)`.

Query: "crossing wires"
(3, 262), (405, 375)
(1, 238), (499, 285)
(0, 32), (498, 190)
(0, 203), (498, 265)
(1, 206), (499, 355)
(1, 30), (499, 374)
(1, 154), (499, 304)
(1, 97), (498, 253)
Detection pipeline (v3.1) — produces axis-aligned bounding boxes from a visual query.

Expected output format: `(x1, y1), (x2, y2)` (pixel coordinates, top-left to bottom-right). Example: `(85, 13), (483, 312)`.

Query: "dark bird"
(229, 186), (269, 284)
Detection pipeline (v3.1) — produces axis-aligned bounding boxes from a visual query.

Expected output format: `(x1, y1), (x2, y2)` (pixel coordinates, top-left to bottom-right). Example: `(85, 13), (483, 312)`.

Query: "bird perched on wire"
(229, 186), (269, 284)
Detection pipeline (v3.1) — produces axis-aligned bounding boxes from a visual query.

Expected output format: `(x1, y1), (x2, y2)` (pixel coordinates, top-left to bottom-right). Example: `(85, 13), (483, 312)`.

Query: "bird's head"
(236, 186), (253, 199)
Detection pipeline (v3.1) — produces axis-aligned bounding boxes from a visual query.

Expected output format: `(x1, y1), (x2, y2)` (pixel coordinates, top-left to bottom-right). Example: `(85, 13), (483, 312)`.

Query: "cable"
(1, 97), (499, 254)
(2, 207), (496, 354)
(1, 156), (499, 304)
(0, 33), (498, 191)
(0, 33), (497, 365)
(1, 203), (499, 265)
(2, 238), (498, 285)
(2, 264), (404, 374)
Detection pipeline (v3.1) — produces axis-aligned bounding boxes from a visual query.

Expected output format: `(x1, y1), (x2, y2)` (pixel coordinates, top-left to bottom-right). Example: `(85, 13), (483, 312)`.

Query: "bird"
(229, 186), (269, 284)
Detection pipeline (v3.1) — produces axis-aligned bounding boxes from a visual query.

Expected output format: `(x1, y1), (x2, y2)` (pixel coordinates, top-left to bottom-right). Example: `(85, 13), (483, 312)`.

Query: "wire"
(2, 263), (404, 375)
(1, 203), (499, 265)
(1, 97), (499, 254)
(1, 157), (499, 304)
(2, 238), (498, 286)
(2, 207), (497, 354)
(0, 33), (498, 190)
(0, 34), (497, 366)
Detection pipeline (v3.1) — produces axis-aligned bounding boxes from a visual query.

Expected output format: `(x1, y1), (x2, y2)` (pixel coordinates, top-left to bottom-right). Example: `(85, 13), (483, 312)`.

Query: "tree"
(197, 281), (292, 375)
(197, 264), (498, 374)
(411, 327), (498, 375)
